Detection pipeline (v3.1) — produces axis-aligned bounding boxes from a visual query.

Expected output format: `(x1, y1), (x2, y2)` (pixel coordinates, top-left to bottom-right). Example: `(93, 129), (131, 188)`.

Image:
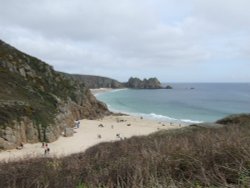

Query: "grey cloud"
(0, 0), (249, 82)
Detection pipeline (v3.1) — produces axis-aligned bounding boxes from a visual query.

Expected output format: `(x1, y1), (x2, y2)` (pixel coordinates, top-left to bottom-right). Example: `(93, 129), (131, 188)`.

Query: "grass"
(0, 40), (90, 135)
(0, 117), (249, 188)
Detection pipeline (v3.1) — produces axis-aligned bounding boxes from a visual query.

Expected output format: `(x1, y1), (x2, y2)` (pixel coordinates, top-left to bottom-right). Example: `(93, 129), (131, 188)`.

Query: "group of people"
(42, 142), (50, 155)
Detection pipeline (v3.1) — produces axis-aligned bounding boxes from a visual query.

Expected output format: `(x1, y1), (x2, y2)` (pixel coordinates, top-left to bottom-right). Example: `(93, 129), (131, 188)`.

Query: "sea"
(96, 83), (250, 124)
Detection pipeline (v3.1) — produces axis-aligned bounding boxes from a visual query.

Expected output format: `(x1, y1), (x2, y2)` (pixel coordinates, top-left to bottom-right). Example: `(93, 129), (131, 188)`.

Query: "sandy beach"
(90, 88), (114, 95)
(0, 115), (184, 162)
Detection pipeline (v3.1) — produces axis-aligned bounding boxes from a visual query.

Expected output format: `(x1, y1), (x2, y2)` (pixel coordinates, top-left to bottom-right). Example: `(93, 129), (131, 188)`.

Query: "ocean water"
(96, 83), (250, 123)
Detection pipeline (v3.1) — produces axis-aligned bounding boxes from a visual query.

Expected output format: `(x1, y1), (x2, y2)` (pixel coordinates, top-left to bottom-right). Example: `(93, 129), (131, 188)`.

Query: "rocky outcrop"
(64, 128), (74, 137)
(0, 117), (40, 149)
(0, 39), (110, 150)
(126, 77), (163, 89)
(165, 85), (173, 89)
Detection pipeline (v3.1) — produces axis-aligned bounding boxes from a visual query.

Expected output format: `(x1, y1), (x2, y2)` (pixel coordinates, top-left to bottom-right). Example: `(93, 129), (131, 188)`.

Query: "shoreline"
(0, 88), (188, 162)
(0, 115), (185, 162)
(91, 88), (198, 125)
(90, 88), (115, 96)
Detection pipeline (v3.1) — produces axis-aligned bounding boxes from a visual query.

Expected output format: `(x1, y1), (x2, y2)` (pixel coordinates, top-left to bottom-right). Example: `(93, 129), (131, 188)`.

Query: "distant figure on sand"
(16, 143), (23, 150)
(74, 120), (80, 128)
(97, 134), (102, 139)
(44, 148), (50, 155)
(116, 133), (120, 138)
(77, 121), (80, 128)
(98, 124), (104, 128)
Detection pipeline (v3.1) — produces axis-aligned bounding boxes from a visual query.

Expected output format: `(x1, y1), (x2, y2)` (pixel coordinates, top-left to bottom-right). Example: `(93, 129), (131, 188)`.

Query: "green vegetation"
(64, 73), (123, 89)
(0, 39), (98, 145)
(0, 68), (56, 129)
(0, 115), (249, 187)
(0, 39), (87, 128)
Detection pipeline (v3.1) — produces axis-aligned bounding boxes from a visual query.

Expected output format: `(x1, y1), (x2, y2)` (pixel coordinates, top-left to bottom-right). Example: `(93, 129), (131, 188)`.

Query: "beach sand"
(0, 115), (184, 162)
(90, 88), (114, 95)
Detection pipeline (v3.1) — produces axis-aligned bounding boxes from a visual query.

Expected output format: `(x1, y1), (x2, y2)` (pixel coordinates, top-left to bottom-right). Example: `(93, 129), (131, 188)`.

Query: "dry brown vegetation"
(0, 115), (250, 188)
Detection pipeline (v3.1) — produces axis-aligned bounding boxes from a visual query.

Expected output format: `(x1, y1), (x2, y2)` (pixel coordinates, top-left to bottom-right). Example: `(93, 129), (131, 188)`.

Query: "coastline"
(0, 115), (184, 162)
(0, 88), (187, 162)
(92, 88), (196, 125)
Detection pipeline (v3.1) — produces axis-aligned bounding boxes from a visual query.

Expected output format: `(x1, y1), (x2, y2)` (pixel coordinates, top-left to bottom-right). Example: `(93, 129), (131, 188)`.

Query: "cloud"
(0, 0), (249, 82)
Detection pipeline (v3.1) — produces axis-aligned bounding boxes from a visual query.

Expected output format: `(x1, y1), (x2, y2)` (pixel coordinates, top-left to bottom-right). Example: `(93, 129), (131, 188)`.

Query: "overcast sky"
(1, 0), (250, 82)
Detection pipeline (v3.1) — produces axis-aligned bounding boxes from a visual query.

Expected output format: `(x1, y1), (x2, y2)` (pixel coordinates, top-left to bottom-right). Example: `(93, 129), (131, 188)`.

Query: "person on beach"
(77, 121), (80, 128)
(16, 143), (24, 150)
(47, 148), (50, 154)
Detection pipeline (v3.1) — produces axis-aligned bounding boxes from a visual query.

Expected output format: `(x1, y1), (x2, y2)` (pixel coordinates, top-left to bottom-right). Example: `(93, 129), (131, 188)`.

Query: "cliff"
(65, 74), (123, 89)
(63, 74), (170, 90)
(126, 77), (163, 89)
(0, 40), (109, 150)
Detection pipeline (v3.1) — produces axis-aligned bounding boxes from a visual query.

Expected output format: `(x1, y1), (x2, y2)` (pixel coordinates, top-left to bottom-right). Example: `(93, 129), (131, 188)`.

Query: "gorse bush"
(0, 116), (250, 188)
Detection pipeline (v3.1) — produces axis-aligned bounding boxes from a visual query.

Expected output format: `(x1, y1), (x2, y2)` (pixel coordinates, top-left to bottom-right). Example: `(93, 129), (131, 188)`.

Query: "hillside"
(66, 74), (124, 89)
(66, 74), (170, 89)
(0, 40), (109, 150)
(0, 114), (249, 187)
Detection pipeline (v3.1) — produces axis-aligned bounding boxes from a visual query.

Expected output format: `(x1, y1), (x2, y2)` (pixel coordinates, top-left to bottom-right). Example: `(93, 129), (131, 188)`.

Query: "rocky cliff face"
(126, 77), (163, 89)
(0, 40), (109, 150)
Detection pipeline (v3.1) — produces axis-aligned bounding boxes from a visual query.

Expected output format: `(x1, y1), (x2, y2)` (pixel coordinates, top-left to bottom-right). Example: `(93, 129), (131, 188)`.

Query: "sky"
(0, 0), (250, 82)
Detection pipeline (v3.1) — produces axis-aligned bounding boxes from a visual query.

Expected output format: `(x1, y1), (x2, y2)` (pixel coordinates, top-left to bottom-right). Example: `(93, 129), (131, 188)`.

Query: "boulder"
(165, 85), (173, 89)
(64, 128), (74, 137)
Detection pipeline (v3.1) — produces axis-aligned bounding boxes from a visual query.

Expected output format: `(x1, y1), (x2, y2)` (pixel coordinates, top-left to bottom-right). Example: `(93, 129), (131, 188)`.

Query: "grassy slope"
(65, 73), (124, 89)
(0, 115), (249, 187)
(0, 40), (84, 129)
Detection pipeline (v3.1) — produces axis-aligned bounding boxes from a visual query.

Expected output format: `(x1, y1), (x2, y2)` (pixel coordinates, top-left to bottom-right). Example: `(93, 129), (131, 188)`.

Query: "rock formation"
(165, 85), (173, 89)
(0, 39), (109, 150)
(126, 77), (163, 89)
(65, 74), (172, 90)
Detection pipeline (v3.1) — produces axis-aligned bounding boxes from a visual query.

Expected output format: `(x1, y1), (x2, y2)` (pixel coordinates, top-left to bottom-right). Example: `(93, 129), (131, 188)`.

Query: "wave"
(180, 119), (203, 124)
(106, 105), (203, 124)
(97, 90), (203, 124)
(148, 113), (177, 121)
(148, 113), (203, 124)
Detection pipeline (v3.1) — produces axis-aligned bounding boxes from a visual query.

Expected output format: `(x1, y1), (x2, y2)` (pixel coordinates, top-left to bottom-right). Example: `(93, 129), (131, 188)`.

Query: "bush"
(0, 122), (250, 187)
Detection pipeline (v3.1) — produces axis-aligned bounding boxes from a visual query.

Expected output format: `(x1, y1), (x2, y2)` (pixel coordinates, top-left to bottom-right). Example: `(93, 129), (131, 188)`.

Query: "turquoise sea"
(96, 83), (250, 123)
